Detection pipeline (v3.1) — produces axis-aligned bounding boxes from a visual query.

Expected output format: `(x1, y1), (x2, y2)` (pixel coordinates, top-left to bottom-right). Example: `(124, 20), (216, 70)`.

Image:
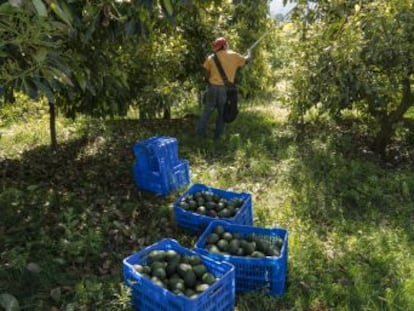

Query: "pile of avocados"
(204, 225), (284, 258)
(133, 250), (217, 298)
(132, 189), (285, 300)
(177, 190), (245, 218)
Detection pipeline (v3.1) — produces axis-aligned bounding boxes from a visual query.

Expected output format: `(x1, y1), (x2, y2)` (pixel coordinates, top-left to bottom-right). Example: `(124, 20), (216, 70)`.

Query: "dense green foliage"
(289, 0), (414, 155)
(1, 0), (281, 150)
(0, 0), (275, 125)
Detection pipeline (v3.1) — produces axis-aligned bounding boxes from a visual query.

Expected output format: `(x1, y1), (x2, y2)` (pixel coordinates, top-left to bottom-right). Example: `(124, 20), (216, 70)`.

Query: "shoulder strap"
(212, 53), (233, 87)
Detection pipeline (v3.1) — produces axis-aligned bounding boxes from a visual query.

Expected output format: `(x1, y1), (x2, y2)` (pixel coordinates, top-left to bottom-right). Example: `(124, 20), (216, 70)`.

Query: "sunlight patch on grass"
(246, 103), (290, 122)
(77, 136), (107, 158)
(0, 108), (87, 159)
(0, 114), (51, 157)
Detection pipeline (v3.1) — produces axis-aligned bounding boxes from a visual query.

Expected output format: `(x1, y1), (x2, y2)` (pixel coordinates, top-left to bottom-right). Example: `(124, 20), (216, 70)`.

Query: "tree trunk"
(49, 101), (58, 150)
(163, 106), (171, 120)
(372, 119), (392, 156)
(372, 77), (413, 155)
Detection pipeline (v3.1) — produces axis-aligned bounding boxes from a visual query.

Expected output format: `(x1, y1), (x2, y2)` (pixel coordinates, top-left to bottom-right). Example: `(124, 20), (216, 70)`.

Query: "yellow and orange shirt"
(203, 50), (246, 85)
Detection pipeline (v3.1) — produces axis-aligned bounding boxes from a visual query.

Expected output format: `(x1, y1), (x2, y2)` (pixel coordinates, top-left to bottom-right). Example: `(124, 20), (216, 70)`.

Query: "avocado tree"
(1, 0), (276, 147)
(0, 0), (211, 147)
(0, 0), (75, 149)
(289, 0), (414, 156)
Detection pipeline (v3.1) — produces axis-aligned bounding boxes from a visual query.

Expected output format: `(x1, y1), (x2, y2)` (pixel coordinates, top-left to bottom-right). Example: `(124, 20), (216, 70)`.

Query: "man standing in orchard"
(196, 37), (251, 139)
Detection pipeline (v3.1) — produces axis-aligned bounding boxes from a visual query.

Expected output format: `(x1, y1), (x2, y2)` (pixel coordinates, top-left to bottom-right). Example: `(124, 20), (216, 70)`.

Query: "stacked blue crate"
(132, 136), (190, 196)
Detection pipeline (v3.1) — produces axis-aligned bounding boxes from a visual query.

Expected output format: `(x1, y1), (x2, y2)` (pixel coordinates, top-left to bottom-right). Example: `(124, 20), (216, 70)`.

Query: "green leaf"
(0, 293), (20, 311)
(8, 0), (22, 8)
(47, 67), (74, 87)
(33, 79), (55, 103)
(162, 0), (173, 16)
(41, 66), (73, 87)
(32, 0), (47, 17)
(23, 79), (38, 99)
(0, 2), (16, 13)
(73, 71), (86, 91)
(33, 48), (48, 63)
(49, 0), (72, 26)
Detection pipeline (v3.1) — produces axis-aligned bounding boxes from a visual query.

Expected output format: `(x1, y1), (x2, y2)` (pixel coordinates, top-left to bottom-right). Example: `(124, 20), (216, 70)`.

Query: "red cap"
(213, 37), (227, 52)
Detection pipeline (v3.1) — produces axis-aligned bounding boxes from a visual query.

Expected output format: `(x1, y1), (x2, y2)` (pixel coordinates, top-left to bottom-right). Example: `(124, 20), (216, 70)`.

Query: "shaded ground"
(1, 104), (414, 310)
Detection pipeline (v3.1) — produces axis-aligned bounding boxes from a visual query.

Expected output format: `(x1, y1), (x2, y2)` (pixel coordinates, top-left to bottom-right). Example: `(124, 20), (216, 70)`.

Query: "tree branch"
(388, 77), (413, 124)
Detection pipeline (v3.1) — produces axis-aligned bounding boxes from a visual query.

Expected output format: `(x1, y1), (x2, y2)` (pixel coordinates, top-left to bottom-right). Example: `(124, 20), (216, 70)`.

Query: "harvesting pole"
(245, 4), (297, 54)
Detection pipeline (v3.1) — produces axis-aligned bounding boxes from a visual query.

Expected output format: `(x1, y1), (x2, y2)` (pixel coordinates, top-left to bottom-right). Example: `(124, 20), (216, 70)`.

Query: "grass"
(1, 95), (414, 311)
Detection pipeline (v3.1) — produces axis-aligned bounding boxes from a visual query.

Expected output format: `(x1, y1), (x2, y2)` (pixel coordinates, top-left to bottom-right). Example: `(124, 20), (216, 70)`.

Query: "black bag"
(223, 85), (238, 123)
(212, 54), (239, 123)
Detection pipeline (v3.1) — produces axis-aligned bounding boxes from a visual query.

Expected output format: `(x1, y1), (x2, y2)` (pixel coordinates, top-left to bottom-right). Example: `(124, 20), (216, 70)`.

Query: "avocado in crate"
(204, 225), (284, 258)
(173, 183), (253, 232)
(123, 238), (235, 311)
(132, 250), (218, 298)
(195, 220), (288, 296)
(178, 189), (245, 218)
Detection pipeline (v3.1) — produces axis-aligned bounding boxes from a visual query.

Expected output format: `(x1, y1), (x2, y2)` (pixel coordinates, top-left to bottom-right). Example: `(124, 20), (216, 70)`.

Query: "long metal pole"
(246, 4), (297, 53)
(247, 25), (277, 51)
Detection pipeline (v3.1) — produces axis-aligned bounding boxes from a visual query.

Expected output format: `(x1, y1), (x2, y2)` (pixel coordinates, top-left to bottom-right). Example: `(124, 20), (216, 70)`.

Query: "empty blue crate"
(132, 136), (190, 196)
(133, 159), (190, 196)
(194, 220), (288, 296)
(173, 183), (253, 233)
(133, 136), (179, 171)
(123, 238), (235, 311)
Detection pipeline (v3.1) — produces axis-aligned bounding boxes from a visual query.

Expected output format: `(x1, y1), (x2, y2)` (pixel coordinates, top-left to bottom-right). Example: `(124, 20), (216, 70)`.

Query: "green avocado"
(177, 263), (193, 278)
(166, 260), (179, 277)
(168, 279), (185, 292)
(242, 241), (255, 255)
(188, 200), (197, 210)
(196, 283), (210, 293)
(193, 264), (207, 278)
(218, 208), (231, 218)
(212, 194), (221, 203)
(150, 261), (165, 271)
(216, 239), (229, 252)
(196, 205), (207, 215)
(213, 225), (225, 235)
(251, 251), (265, 258)
(179, 201), (190, 210)
(152, 267), (167, 280)
(221, 232), (233, 241)
(206, 201), (217, 210)
(228, 239), (240, 255)
(184, 288), (198, 298)
(202, 272), (216, 285)
(148, 250), (165, 263)
(207, 244), (221, 254)
(207, 233), (220, 244)
(188, 255), (202, 266)
(183, 270), (197, 288)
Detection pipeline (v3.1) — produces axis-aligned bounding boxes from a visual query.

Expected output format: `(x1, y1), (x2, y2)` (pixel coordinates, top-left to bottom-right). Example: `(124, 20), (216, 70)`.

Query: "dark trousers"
(196, 85), (227, 139)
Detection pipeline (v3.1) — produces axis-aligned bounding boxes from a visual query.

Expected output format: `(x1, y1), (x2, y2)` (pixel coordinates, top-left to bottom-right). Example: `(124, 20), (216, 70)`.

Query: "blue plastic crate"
(168, 160), (191, 193)
(133, 159), (190, 196)
(194, 220), (288, 296)
(133, 136), (179, 172)
(123, 238), (235, 311)
(173, 184), (253, 233)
